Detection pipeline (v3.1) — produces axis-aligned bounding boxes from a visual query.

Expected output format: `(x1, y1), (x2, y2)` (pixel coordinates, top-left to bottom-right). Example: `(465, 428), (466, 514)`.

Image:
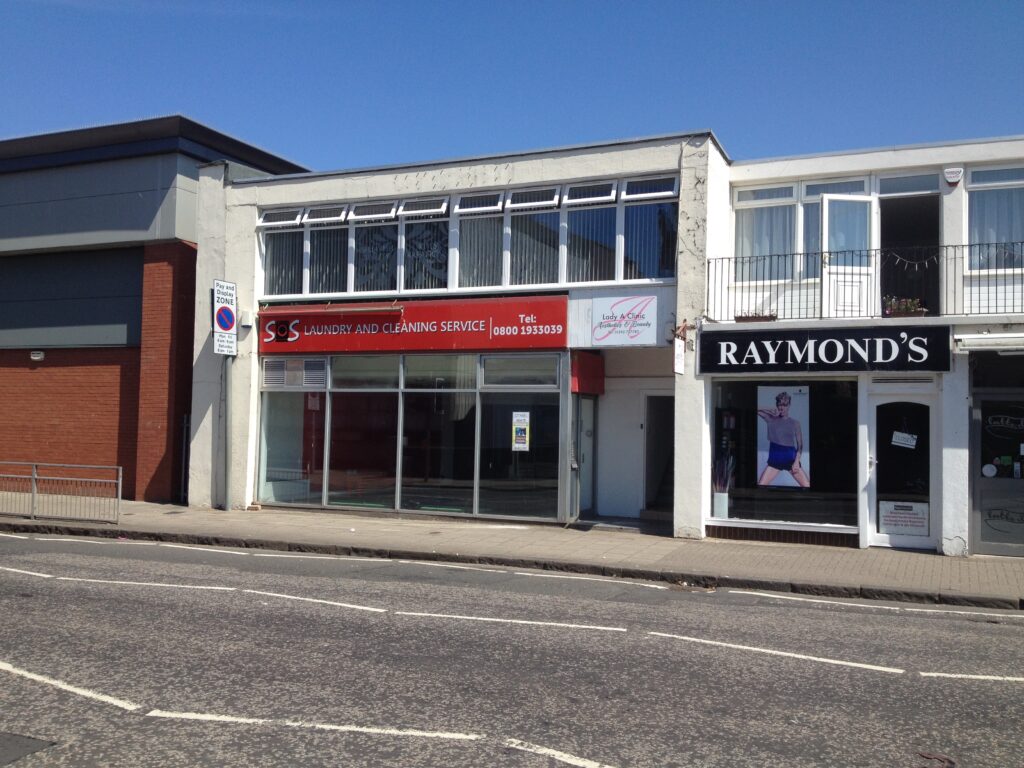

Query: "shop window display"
(712, 380), (857, 526)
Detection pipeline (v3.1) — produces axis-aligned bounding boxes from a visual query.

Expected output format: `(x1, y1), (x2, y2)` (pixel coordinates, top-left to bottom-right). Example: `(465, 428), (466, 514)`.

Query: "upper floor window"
(969, 167), (1024, 270)
(732, 179), (870, 281)
(258, 176), (679, 298)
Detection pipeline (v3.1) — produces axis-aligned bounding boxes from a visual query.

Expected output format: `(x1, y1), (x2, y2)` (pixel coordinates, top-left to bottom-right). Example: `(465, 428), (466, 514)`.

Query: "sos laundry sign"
(698, 326), (951, 374)
(259, 295), (568, 354)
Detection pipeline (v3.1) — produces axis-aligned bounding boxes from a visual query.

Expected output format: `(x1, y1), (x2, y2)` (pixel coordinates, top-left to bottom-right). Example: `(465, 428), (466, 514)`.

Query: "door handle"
(868, 456), (877, 473)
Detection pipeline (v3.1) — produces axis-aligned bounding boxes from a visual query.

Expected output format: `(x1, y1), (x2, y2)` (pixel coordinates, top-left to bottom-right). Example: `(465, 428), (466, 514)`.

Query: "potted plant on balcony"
(712, 453), (735, 519)
(882, 295), (927, 318)
(734, 311), (778, 322)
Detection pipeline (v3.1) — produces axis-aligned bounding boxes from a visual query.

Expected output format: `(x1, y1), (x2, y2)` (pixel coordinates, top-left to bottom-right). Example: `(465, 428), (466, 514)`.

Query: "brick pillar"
(135, 241), (197, 502)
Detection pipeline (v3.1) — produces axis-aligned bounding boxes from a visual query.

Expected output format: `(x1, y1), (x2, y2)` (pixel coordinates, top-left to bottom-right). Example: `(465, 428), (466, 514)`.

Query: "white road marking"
(399, 560), (506, 573)
(252, 553), (391, 563)
(516, 572), (668, 590)
(244, 589), (386, 613)
(283, 720), (483, 740)
(920, 672), (1024, 682)
(37, 537), (107, 544)
(160, 544), (249, 555)
(0, 660), (140, 711)
(0, 566), (53, 578)
(145, 710), (266, 724)
(55, 577), (235, 591)
(396, 611), (626, 632)
(905, 607), (1024, 620)
(728, 589), (900, 609)
(0, 532), (29, 539)
(649, 632), (905, 674)
(504, 738), (618, 768)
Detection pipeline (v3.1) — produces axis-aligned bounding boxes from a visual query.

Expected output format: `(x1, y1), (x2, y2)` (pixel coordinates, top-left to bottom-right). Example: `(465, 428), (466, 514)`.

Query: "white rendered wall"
(673, 138), (719, 538)
(190, 161), (268, 509)
(940, 353), (971, 555)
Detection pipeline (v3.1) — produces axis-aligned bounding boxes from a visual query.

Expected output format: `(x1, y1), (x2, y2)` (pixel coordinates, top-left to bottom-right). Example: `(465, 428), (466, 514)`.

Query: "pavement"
(1, 501), (1023, 610)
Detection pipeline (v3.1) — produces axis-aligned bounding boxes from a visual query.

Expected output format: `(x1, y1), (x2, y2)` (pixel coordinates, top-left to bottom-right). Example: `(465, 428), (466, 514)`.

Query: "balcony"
(706, 242), (1024, 322)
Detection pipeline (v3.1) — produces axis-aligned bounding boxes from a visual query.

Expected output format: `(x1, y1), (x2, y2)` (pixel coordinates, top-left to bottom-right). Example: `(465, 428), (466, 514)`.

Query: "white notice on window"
(891, 431), (918, 449)
(512, 411), (530, 452)
(878, 501), (929, 536)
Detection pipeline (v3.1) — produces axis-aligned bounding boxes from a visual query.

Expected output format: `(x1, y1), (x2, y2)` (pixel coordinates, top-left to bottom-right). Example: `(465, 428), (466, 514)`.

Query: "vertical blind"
(458, 216), (503, 287)
(264, 230), (303, 295)
(567, 207), (616, 282)
(354, 225), (398, 292)
(404, 220), (449, 290)
(624, 202), (678, 279)
(510, 211), (559, 285)
(310, 227), (347, 293)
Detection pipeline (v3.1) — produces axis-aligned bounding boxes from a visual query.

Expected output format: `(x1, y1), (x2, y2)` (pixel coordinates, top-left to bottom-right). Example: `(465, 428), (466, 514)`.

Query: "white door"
(821, 195), (876, 318)
(866, 395), (938, 549)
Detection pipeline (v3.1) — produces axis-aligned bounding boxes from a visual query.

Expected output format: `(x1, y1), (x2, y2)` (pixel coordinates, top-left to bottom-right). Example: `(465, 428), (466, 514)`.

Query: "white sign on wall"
(591, 295), (658, 347)
(878, 500), (930, 536)
(213, 279), (237, 356)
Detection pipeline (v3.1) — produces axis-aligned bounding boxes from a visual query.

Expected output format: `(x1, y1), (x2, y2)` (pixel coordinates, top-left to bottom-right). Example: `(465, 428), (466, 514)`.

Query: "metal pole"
(30, 463), (37, 520)
(224, 354), (233, 510)
(116, 466), (122, 525)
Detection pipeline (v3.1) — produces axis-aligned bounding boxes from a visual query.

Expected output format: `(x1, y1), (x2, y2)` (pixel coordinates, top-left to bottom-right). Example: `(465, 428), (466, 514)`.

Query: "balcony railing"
(706, 242), (1024, 321)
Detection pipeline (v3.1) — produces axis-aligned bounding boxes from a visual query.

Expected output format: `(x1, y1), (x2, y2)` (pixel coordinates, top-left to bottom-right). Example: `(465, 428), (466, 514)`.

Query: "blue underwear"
(767, 442), (797, 471)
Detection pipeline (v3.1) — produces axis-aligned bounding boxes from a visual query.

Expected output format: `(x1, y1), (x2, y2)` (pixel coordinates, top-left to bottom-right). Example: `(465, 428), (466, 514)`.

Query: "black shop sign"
(698, 326), (951, 374)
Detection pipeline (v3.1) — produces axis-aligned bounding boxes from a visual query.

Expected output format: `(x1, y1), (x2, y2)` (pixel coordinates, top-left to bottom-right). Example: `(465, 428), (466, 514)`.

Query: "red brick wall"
(0, 348), (141, 498)
(0, 241), (197, 503)
(135, 241), (197, 502)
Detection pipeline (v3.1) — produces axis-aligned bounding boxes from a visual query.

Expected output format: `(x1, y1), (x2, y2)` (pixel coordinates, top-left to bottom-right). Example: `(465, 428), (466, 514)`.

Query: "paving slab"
(0, 501), (1022, 610)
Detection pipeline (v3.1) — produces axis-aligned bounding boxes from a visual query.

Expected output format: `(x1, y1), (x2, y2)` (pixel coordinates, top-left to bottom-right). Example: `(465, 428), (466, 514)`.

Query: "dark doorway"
(879, 195), (941, 315)
(643, 396), (674, 522)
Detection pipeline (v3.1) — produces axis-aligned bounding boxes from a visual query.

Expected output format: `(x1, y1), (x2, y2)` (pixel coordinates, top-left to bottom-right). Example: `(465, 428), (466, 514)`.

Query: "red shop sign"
(258, 295), (569, 354)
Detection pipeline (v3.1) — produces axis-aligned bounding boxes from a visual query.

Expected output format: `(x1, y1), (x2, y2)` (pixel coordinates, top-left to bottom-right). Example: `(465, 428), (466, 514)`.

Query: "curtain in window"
(734, 205), (794, 281)
(567, 207), (616, 282)
(354, 225), (398, 292)
(458, 216), (503, 287)
(264, 230), (303, 295)
(970, 188), (1024, 269)
(826, 199), (870, 268)
(802, 201), (821, 278)
(623, 202), (678, 279)
(510, 212), (559, 285)
(404, 220), (449, 290)
(309, 227), (347, 293)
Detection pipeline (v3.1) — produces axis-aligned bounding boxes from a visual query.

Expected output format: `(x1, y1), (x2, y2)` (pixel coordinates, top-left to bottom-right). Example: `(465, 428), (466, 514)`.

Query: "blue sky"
(3, 0), (1022, 171)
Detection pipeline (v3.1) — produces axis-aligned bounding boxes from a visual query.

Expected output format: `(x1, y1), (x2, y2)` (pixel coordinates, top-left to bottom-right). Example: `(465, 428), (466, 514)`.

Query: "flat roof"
(0, 116), (307, 175)
(732, 133), (1024, 167)
(234, 129), (728, 185)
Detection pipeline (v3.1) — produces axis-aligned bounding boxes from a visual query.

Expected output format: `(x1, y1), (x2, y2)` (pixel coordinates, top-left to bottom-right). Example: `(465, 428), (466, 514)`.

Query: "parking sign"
(213, 280), (237, 356)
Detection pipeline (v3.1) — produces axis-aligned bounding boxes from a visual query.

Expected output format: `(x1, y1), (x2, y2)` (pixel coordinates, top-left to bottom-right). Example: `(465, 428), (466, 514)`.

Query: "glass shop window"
(711, 380), (858, 526)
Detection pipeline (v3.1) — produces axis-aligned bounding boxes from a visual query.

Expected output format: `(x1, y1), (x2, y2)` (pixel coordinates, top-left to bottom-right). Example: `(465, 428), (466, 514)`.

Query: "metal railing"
(706, 242), (1024, 321)
(0, 462), (121, 524)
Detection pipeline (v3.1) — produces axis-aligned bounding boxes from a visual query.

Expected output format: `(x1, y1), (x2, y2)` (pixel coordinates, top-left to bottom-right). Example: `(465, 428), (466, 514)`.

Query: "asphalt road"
(0, 533), (1022, 767)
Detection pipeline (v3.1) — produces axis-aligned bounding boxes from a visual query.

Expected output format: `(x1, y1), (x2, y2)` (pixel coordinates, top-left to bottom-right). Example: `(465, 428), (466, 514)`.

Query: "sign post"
(213, 280), (237, 510)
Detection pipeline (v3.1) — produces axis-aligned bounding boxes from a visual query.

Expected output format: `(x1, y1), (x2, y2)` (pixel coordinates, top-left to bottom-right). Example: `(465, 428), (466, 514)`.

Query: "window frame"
(258, 175), (681, 301)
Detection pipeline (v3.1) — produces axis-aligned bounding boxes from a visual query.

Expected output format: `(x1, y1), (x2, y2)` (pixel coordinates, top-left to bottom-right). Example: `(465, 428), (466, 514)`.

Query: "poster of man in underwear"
(756, 387), (810, 488)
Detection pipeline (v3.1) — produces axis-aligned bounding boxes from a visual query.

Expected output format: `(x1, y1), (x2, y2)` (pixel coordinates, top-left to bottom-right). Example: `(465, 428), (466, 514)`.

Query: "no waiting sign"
(213, 279), (237, 356)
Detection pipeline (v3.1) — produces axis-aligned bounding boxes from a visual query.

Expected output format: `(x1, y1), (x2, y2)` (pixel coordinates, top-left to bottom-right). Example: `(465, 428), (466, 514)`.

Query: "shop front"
(256, 295), (577, 521)
(968, 351), (1024, 556)
(698, 324), (952, 549)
